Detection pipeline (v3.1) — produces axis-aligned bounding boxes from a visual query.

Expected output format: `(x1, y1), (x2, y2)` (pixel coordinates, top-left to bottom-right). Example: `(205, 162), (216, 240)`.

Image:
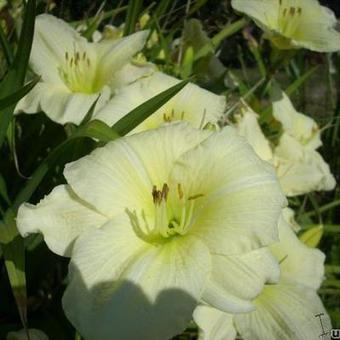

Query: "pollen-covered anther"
(152, 183), (169, 204)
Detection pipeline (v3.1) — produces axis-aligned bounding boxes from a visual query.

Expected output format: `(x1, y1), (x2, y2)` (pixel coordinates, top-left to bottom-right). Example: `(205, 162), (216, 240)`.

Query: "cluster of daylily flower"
(12, 0), (339, 339)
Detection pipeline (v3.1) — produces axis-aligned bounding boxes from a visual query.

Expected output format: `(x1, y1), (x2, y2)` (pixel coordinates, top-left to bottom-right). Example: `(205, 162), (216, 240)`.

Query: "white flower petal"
(272, 91), (321, 150)
(231, 0), (278, 29)
(30, 83), (110, 124)
(95, 31), (149, 88)
(270, 212), (325, 290)
(16, 185), (107, 256)
(208, 248), (280, 306)
(294, 3), (340, 52)
(234, 283), (332, 340)
(194, 305), (236, 340)
(108, 62), (156, 91)
(63, 216), (211, 340)
(31, 14), (86, 83)
(235, 105), (273, 161)
(95, 72), (225, 132)
(170, 127), (286, 255)
(64, 123), (210, 217)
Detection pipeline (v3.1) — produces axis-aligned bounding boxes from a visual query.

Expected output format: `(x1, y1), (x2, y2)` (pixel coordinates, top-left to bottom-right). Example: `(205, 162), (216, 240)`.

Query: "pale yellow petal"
(17, 185), (107, 256)
(194, 305), (236, 340)
(235, 283), (332, 340)
(63, 216), (211, 340)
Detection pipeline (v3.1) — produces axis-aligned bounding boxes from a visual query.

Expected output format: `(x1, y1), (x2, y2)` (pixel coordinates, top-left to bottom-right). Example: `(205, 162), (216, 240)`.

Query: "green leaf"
(0, 77), (39, 111)
(0, 0), (36, 149)
(0, 211), (27, 328)
(194, 18), (248, 61)
(0, 172), (10, 205)
(76, 120), (119, 142)
(112, 79), (189, 135)
(124, 0), (143, 36)
(0, 23), (14, 65)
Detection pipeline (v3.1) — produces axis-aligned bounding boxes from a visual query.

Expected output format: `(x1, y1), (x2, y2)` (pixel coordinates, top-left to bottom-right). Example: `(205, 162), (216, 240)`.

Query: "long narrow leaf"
(0, 0), (36, 148)
(124, 0), (143, 36)
(0, 77), (39, 110)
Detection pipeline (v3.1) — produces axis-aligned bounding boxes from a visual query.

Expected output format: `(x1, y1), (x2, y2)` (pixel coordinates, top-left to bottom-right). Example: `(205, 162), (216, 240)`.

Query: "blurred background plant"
(0, 0), (339, 339)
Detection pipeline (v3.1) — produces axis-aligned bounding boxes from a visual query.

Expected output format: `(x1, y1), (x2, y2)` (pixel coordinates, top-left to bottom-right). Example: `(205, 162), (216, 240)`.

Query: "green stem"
(302, 199), (340, 218)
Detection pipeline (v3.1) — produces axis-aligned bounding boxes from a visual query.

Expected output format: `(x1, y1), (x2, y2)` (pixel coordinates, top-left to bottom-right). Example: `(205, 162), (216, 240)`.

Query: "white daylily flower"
(234, 104), (273, 162)
(15, 14), (150, 125)
(274, 133), (336, 196)
(273, 90), (322, 150)
(194, 209), (331, 340)
(17, 123), (285, 339)
(94, 72), (226, 132)
(234, 93), (336, 196)
(231, 0), (340, 52)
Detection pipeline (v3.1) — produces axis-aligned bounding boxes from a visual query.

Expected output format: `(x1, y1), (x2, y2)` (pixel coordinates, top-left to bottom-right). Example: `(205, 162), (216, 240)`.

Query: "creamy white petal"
(270, 212), (325, 290)
(31, 14), (86, 83)
(63, 216), (211, 340)
(16, 185), (107, 256)
(234, 106), (273, 161)
(234, 283), (332, 340)
(194, 305), (236, 340)
(64, 123), (210, 217)
(294, 3), (340, 52)
(108, 62), (156, 91)
(170, 127), (286, 255)
(231, 0), (279, 29)
(206, 248), (280, 309)
(95, 31), (149, 88)
(272, 91), (321, 150)
(95, 72), (225, 132)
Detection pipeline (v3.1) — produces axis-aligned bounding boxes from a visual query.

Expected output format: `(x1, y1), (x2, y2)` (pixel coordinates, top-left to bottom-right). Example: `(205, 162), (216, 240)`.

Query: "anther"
(289, 7), (295, 16)
(65, 51), (69, 60)
(297, 7), (302, 15)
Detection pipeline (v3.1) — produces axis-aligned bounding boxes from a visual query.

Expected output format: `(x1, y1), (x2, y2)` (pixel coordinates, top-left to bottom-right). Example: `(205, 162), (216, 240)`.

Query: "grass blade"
(124, 0), (143, 36)
(0, 77), (39, 110)
(0, 0), (36, 149)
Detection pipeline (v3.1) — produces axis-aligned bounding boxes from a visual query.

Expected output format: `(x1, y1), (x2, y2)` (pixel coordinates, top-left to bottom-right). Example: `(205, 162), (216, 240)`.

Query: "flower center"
(127, 183), (203, 243)
(277, 0), (302, 37)
(58, 49), (100, 94)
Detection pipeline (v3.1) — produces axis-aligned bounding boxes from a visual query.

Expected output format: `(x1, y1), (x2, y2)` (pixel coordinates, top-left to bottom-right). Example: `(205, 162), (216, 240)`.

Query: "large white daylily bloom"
(15, 14), (151, 125)
(231, 0), (340, 52)
(94, 72), (226, 132)
(17, 123), (285, 339)
(194, 208), (331, 340)
(234, 94), (336, 196)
